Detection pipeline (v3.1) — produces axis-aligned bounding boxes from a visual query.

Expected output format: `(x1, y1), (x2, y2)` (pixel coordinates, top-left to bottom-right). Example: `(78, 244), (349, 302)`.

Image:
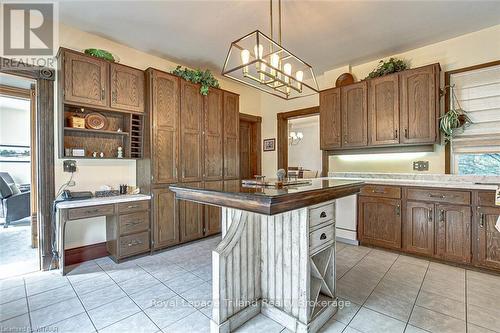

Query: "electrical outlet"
(63, 160), (77, 173)
(413, 160), (429, 171)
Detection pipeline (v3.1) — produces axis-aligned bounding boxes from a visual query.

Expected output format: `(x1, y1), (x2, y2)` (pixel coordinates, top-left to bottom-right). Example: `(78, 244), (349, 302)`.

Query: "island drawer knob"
(320, 233), (327, 240)
(320, 211), (327, 218)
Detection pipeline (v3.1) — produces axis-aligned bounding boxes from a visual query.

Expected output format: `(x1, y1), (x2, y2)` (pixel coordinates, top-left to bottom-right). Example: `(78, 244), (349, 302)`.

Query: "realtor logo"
(2, 2), (57, 56)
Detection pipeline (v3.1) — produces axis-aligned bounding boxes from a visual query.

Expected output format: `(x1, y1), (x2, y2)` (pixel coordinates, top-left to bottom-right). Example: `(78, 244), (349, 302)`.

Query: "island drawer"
(68, 204), (115, 220)
(360, 185), (401, 199)
(309, 224), (334, 254)
(477, 191), (497, 207)
(117, 200), (150, 214)
(407, 188), (470, 205)
(119, 231), (150, 257)
(309, 202), (335, 229)
(119, 211), (149, 235)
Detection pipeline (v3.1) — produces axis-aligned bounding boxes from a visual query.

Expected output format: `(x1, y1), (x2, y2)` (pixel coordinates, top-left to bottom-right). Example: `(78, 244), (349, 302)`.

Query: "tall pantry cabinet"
(138, 68), (239, 251)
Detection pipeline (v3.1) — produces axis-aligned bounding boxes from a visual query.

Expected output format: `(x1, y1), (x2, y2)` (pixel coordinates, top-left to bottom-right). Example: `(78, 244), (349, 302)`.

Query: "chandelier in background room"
(222, 0), (319, 100)
(289, 130), (304, 145)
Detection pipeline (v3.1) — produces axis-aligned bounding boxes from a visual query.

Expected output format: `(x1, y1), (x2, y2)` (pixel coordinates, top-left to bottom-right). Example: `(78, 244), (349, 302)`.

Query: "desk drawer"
(477, 191), (497, 207)
(309, 224), (334, 254)
(119, 231), (149, 258)
(119, 211), (149, 235)
(407, 188), (470, 205)
(117, 200), (150, 214)
(360, 185), (401, 199)
(68, 204), (115, 220)
(309, 203), (335, 229)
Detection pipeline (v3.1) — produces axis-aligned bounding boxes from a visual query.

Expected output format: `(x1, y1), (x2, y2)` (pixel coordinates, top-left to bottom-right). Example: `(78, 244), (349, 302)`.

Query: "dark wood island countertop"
(169, 179), (364, 215)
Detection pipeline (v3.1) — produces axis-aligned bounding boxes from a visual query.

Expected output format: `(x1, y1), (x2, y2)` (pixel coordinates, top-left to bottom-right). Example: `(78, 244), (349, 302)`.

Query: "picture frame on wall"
(263, 138), (276, 152)
(0, 145), (30, 163)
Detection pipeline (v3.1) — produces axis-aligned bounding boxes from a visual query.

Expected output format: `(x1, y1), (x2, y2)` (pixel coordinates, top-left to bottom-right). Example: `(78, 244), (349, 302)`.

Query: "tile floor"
(1, 236), (499, 333)
(0, 218), (39, 279)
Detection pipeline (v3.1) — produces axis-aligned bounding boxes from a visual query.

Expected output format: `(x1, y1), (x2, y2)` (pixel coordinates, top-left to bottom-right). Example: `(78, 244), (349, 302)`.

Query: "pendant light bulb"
(254, 44), (264, 59)
(284, 63), (292, 84)
(241, 49), (250, 65)
(295, 70), (303, 82)
(270, 53), (280, 69)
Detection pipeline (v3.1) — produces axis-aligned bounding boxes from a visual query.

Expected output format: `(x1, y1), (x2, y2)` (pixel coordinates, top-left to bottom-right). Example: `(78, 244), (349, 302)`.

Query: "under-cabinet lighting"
(337, 152), (428, 162)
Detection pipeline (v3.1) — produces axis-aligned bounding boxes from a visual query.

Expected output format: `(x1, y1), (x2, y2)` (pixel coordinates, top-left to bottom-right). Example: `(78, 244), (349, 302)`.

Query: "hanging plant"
(171, 66), (220, 95)
(365, 58), (408, 79)
(439, 85), (472, 143)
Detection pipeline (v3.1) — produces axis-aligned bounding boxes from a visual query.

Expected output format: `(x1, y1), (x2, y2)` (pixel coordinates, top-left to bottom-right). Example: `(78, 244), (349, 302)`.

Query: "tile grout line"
(402, 259), (431, 333)
(22, 278), (33, 333)
(66, 265), (102, 333)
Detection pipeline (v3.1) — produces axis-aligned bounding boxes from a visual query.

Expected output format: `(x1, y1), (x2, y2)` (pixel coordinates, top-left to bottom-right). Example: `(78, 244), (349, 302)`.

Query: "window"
(449, 62), (500, 175)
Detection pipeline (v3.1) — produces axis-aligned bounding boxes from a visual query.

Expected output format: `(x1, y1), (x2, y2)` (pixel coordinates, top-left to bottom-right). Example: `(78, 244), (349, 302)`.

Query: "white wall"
(260, 24), (500, 177)
(0, 101), (31, 184)
(288, 116), (322, 173)
(56, 23), (262, 248)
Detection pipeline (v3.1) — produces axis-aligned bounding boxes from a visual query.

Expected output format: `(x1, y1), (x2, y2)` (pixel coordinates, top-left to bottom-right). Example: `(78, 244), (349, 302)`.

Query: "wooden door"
(320, 88), (341, 149)
(204, 181), (223, 236)
(110, 63), (145, 113)
(152, 188), (179, 249)
(63, 51), (109, 107)
(403, 201), (435, 256)
(358, 196), (401, 249)
(368, 74), (400, 145)
(204, 89), (223, 180)
(223, 92), (239, 179)
(435, 204), (471, 263)
(341, 81), (367, 147)
(179, 182), (204, 242)
(476, 206), (500, 270)
(400, 64), (438, 144)
(180, 81), (203, 182)
(151, 70), (179, 184)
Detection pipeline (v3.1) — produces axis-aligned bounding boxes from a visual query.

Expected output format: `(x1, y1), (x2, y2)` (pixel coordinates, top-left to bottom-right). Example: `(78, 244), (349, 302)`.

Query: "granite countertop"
(325, 172), (499, 190)
(56, 194), (151, 209)
(170, 179), (364, 215)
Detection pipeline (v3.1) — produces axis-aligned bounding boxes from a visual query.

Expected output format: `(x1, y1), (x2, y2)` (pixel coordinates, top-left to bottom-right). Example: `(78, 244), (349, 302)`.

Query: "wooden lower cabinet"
(358, 196), (401, 249)
(152, 188), (179, 249)
(179, 182), (204, 242)
(475, 206), (500, 270)
(435, 204), (471, 264)
(403, 201), (434, 256)
(204, 181), (223, 236)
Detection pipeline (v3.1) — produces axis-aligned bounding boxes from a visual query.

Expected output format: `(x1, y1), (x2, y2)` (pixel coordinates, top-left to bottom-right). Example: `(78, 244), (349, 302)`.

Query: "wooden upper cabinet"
(152, 188), (179, 249)
(320, 88), (341, 149)
(180, 80), (203, 182)
(150, 70), (179, 184)
(435, 204), (471, 264)
(63, 51), (109, 107)
(404, 201), (435, 256)
(476, 206), (500, 270)
(358, 196), (401, 250)
(204, 89), (223, 180)
(111, 63), (145, 113)
(368, 74), (400, 145)
(341, 81), (367, 147)
(223, 91), (240, 180)
(400, 64), (439, 144)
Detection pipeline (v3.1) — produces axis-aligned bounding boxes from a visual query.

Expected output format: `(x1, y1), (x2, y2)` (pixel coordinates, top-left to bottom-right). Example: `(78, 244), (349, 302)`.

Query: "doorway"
(0, 74), (39, 278)
(239, 113), (262, 179)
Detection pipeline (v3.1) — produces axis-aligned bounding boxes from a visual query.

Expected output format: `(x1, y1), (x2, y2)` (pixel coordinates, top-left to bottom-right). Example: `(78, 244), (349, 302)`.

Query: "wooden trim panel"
(65, 242), (108, 266)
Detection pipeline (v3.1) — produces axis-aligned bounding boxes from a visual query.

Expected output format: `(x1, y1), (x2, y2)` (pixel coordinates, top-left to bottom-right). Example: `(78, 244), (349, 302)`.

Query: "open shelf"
(64, 127), (130, 136)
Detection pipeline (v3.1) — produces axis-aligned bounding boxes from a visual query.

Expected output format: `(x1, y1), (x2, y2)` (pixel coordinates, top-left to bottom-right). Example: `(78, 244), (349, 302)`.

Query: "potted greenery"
(171, 66), (220, 95)
(439, 85), (472, 142)
(365, 58), (408, 79)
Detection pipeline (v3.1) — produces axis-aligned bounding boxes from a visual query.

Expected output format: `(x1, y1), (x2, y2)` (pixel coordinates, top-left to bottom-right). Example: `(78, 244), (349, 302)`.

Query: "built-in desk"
(56, 194), (151, 274)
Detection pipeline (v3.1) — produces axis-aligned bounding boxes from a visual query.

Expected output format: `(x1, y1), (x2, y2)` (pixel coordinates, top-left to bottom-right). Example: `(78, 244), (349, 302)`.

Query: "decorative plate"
(85, 112), (108, 130)
(335, 73), (355, 87)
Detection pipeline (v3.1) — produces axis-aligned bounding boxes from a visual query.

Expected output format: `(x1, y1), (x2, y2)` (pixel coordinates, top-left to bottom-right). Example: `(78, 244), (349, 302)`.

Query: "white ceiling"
(58, 0), (500, 75)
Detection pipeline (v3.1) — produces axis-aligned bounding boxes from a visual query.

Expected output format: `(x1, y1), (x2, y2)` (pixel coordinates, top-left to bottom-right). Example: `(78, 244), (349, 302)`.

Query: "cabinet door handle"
(429, 194), (446, 199)
(320, 233), (327, 240)
(372, 189), (386, 194)
(127, 205), (139, 209)
(479, 212), (485, 228)
(439, 209), (445, 222)
(427, 208), (433, 222)
(101, 88), (105, 100)
(396, 205), (401, 216)
(395, 129), (398, 139)
(404, 128), (408, 138)
(320, 212), (327, 218)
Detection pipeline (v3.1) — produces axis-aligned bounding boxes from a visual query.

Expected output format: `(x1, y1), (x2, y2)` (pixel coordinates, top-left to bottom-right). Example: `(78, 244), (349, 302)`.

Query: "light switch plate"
(63, 160), (77, 173)
(413, 160), (429, 171)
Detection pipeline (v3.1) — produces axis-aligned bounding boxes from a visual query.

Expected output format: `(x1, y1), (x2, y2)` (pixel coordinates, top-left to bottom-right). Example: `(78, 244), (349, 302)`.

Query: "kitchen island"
(170, 179), (363, 333)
